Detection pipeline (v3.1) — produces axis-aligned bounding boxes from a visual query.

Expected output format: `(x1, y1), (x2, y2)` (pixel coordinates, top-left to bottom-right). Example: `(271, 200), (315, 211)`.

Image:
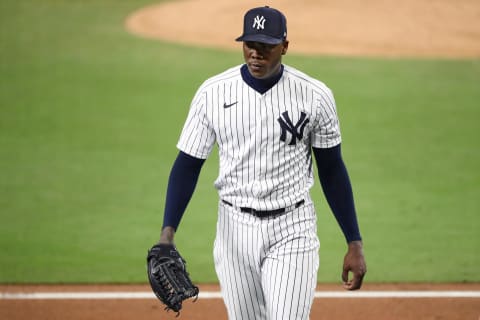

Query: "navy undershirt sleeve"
(162, 151), (205, 230)
(313, 144), (362, 243)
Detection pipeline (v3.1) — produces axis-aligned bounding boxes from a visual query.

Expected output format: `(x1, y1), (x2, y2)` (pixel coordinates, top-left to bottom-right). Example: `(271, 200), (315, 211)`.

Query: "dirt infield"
(1, 283), (479, 320)
(125, 0), (480, 58)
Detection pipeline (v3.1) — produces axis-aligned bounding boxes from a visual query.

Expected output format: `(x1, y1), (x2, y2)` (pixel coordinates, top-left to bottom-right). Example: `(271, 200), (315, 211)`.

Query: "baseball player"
(157, 6), (367, 319)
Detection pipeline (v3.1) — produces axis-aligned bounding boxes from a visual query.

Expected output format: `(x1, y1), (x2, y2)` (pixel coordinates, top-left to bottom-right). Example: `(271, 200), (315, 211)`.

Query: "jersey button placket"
(252, 95), (265, 207)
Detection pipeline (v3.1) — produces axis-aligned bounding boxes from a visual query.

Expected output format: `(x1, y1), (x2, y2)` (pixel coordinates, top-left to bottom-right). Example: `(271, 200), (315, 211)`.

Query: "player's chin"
(247, 63), (267, 78)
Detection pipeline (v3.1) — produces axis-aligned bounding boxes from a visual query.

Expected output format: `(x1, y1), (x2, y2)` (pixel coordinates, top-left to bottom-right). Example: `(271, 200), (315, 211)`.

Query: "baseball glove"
(147, 243), (199, 314)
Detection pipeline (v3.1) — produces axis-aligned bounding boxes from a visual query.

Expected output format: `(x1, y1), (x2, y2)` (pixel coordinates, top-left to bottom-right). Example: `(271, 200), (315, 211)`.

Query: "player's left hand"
(342, 240), (367, 290)
(147, 243), (199, 314)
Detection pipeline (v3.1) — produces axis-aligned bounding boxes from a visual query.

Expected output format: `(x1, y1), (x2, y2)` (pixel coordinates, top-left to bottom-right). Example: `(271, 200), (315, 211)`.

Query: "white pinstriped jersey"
(177, 64), (341, 211)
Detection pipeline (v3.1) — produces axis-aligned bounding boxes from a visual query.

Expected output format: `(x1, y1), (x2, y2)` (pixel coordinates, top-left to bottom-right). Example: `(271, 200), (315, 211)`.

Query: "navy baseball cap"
(236, 6), (287, 45)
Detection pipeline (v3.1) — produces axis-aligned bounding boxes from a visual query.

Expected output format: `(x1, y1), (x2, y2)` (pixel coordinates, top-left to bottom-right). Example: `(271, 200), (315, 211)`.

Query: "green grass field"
(1, 0), (479, 284)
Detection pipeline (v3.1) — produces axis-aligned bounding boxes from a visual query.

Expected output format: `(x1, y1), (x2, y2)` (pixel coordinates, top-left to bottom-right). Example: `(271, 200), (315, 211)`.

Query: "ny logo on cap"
(252, 15), (266, 30)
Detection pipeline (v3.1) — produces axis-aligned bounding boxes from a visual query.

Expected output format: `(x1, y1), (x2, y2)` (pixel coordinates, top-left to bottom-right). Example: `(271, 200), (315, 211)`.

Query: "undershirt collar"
(241, 64), (284, 94)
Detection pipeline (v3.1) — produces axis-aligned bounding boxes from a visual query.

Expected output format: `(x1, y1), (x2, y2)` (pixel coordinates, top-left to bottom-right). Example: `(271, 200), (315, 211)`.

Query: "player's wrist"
(159, 226), (176, 244)
(347, 240), (363, 250)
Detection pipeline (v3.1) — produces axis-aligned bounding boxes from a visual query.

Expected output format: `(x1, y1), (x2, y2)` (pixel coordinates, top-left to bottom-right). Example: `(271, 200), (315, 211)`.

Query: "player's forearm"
(161, 151), (205, 234)
(313, 145), (362, 243)
(325, 169), (362, 242)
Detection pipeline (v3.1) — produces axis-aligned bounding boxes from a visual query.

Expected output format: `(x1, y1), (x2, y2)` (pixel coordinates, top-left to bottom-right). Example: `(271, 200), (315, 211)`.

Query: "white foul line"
(1, 291), (479, 300)
(313, 291), (480, 298)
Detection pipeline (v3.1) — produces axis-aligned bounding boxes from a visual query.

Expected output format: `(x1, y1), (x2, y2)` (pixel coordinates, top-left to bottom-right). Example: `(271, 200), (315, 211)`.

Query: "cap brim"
(235, 34), (284, 45)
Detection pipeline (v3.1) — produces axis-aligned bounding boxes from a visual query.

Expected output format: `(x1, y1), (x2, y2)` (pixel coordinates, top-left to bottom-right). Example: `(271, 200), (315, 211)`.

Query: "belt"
(221, 199), (305, 218)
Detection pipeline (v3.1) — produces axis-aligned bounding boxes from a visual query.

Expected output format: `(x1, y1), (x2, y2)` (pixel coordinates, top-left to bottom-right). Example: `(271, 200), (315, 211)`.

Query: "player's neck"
(241, 64), (284, 94)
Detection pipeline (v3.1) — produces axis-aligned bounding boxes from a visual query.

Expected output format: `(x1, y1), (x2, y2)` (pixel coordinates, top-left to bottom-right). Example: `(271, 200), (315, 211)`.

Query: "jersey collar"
(241, 64), (284, 94)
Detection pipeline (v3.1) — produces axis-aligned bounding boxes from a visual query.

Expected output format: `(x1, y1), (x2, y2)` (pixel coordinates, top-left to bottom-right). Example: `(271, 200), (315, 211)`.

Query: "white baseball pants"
(214, 200), (320, 320)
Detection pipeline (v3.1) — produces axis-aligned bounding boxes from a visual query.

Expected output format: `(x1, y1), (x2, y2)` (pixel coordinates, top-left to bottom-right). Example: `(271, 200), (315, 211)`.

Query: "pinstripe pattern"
(214, 201), (319, 320)
(177, 64), (341, 210)
(177, 63), (340, 319)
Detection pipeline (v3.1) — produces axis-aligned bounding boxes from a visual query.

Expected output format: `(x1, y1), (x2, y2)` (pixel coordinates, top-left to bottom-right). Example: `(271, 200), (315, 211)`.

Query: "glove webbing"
(148, 250), (199, 314)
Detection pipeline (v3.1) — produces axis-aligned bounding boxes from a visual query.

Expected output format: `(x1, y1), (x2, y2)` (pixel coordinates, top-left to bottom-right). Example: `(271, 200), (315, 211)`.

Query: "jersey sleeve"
(311, 87), (342, 148)
(176, 88), (216, 159)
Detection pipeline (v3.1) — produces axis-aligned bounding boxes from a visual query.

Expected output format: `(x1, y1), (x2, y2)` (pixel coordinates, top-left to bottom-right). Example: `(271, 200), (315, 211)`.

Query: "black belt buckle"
(241, 207), (285, 218)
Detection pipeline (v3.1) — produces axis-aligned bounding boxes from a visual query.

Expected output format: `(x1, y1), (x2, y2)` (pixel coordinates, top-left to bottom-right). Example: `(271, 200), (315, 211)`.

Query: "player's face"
(243, 41), (289, 79)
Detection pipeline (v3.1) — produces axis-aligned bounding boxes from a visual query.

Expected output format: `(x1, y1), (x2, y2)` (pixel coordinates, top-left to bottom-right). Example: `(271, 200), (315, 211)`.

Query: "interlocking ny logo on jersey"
(277, 111), (310, 145)
(253, 15), (266, 30)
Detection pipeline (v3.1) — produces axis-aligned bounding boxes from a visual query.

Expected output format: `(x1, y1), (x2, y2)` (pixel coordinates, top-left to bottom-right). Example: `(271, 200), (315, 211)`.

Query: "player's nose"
(249, 47), (265, 59)
(251, 50), (264, 59)
(246, 42), (267, 59)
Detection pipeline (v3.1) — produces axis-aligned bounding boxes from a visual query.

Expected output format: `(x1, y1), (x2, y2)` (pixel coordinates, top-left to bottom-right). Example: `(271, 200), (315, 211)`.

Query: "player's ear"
(281, 40), (289, 55)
